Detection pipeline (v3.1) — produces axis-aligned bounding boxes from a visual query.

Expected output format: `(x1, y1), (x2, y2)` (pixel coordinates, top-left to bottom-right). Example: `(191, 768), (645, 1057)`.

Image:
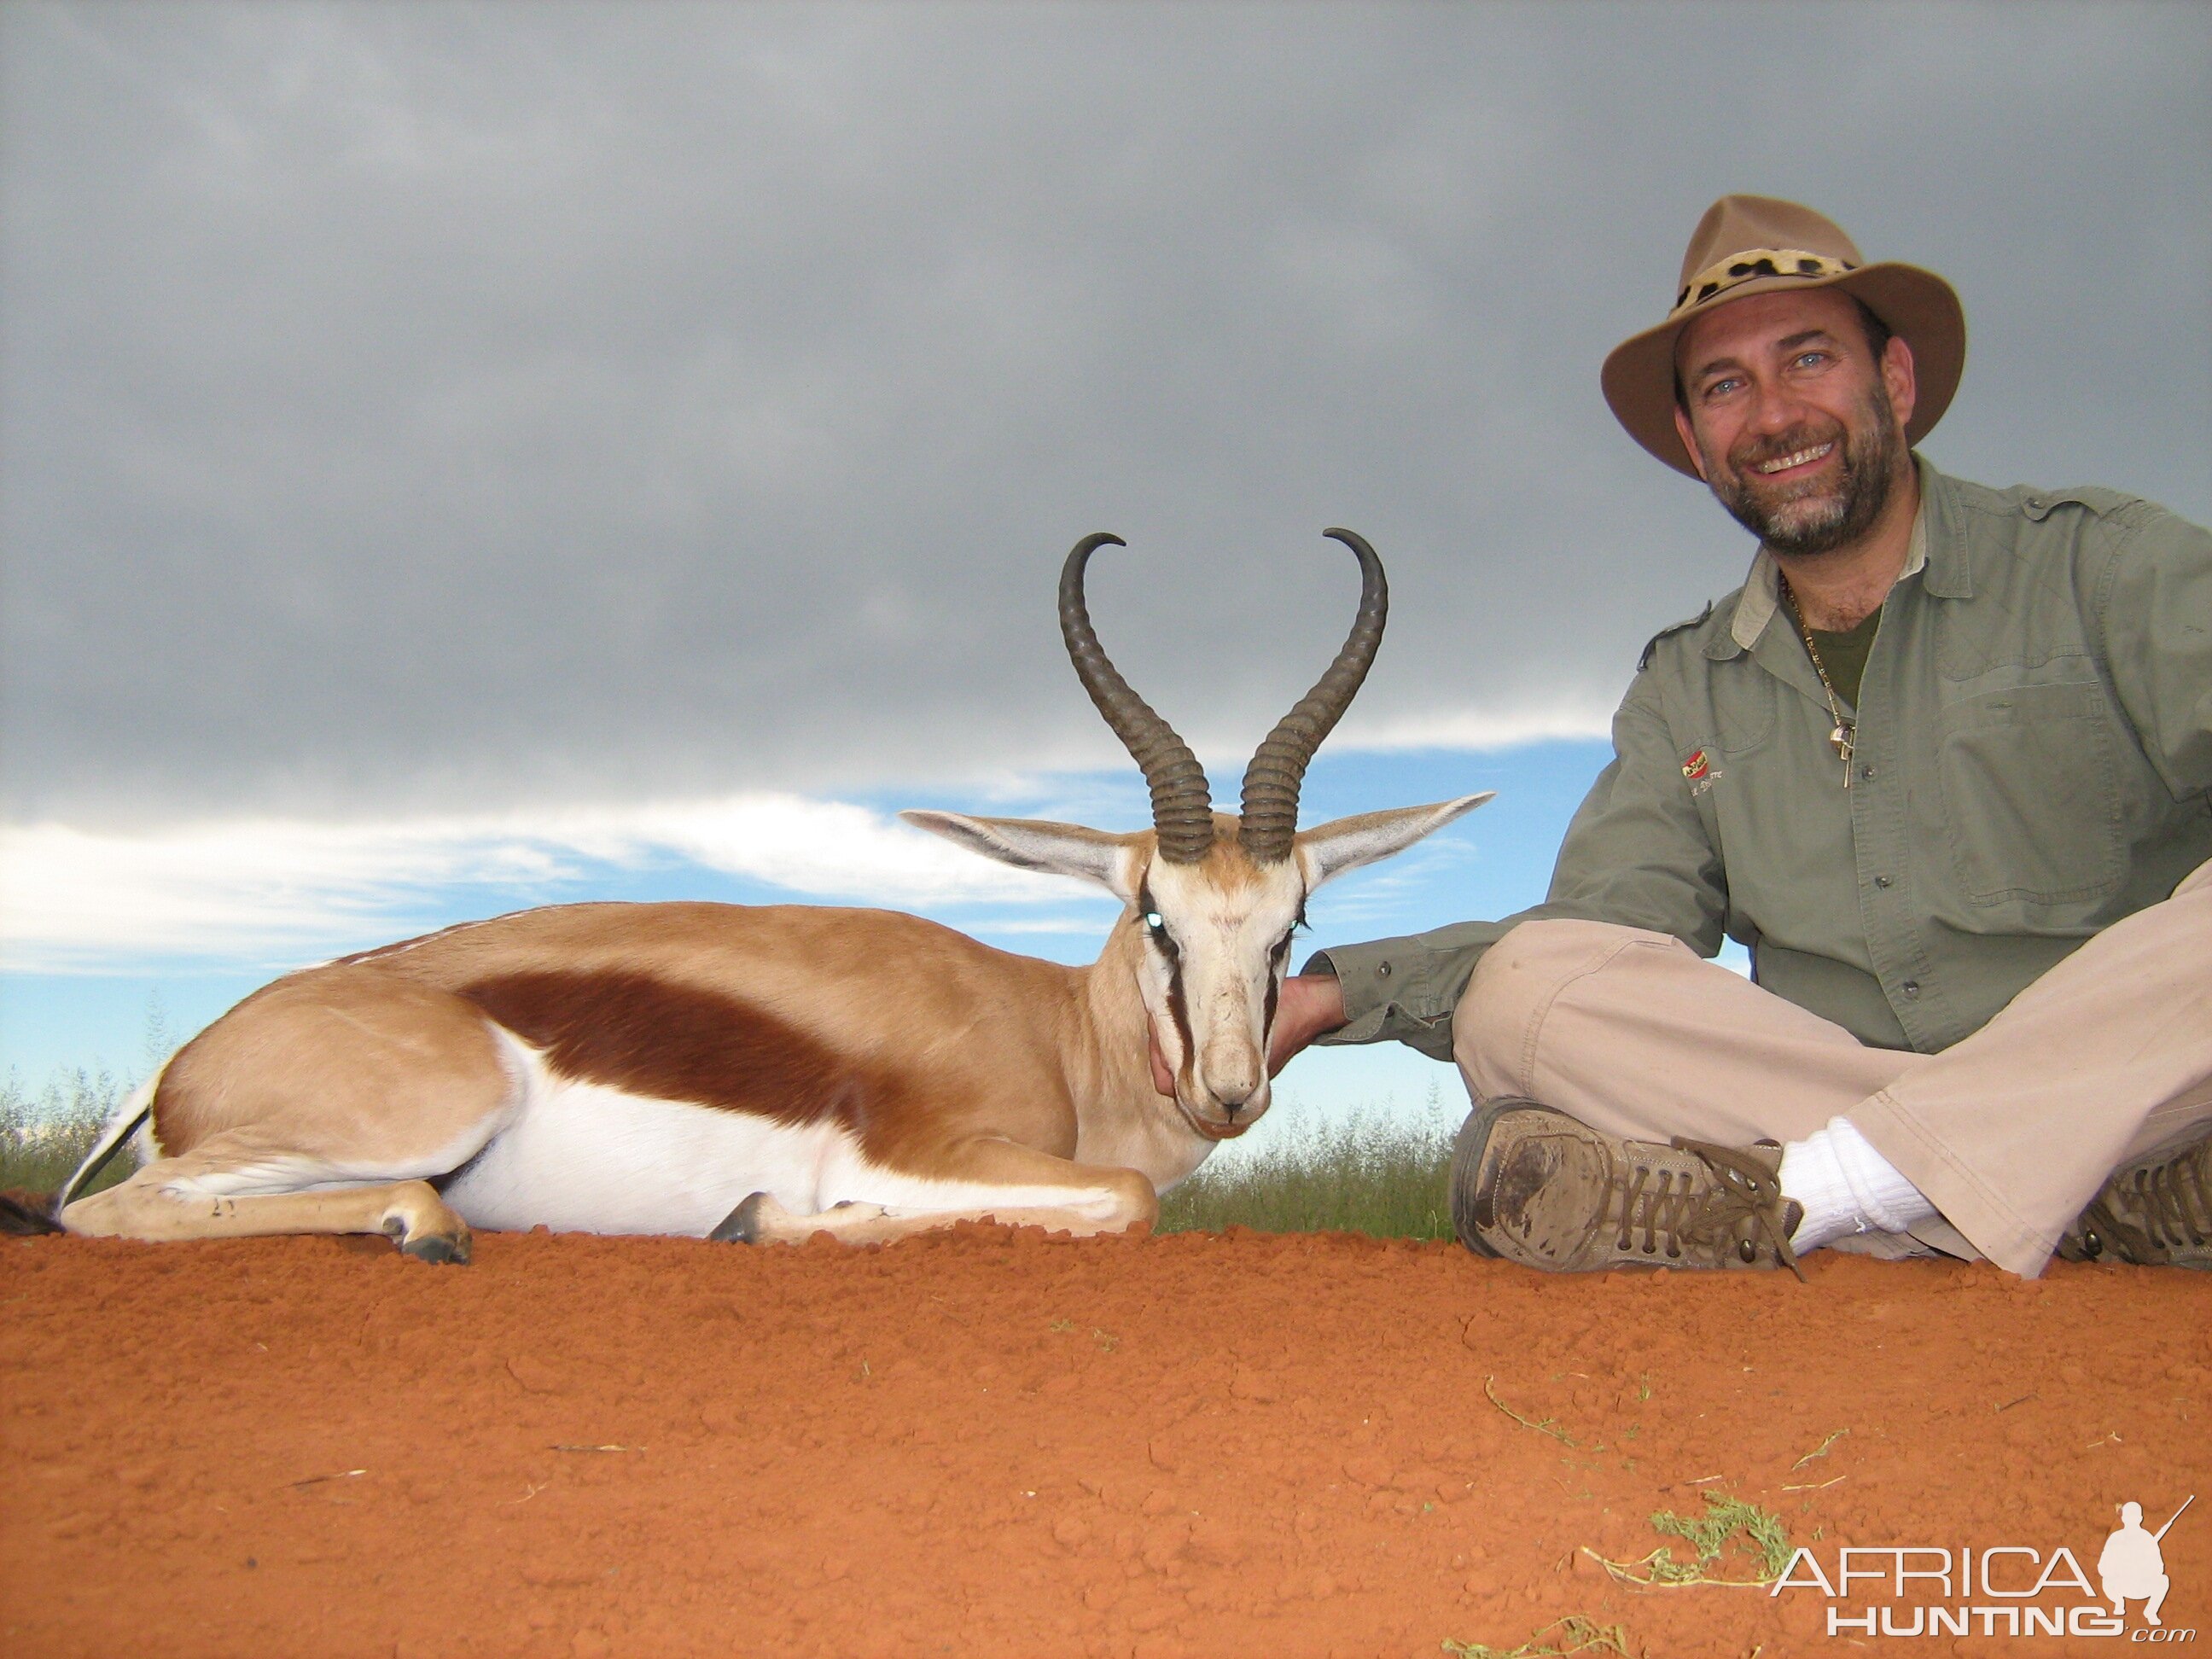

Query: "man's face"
(1671, 288), (1918, 557)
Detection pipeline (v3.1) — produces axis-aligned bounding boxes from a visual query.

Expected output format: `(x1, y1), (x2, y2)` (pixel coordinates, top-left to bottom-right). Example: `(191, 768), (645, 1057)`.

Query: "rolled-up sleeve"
(1307, 666), (1728, 1059)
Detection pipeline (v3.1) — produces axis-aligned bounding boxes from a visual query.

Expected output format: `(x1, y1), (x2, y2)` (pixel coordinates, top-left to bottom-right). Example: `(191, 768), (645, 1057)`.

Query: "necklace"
(1778, 576), (1855, 789)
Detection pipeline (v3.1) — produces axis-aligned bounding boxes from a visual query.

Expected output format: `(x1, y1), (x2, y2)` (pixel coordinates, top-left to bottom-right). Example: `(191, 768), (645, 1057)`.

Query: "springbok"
(38, 530), (1487, 1259)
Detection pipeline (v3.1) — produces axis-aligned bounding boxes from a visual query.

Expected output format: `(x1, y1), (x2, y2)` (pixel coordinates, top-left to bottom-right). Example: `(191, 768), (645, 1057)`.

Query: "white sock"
(1779, 1117), (1937, 1251)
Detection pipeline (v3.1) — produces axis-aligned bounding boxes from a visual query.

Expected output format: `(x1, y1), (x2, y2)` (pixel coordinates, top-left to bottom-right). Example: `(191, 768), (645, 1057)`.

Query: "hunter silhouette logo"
(2102, 1496), (2192, 1628)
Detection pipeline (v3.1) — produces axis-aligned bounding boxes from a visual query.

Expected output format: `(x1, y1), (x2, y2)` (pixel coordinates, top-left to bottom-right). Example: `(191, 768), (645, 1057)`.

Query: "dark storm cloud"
(4, 2), (2206, 826)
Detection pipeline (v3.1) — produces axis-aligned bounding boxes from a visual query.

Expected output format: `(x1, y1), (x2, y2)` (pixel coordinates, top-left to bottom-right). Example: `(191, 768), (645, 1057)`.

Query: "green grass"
(1155, 1103), (1459, 1239)
(3, 1058), (1466, 1243)
(0, 1067), (134, 1201)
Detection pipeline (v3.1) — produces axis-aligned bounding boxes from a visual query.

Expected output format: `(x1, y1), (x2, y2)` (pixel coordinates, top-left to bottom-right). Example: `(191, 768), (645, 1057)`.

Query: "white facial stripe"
(1137, 857), (1305, 1120)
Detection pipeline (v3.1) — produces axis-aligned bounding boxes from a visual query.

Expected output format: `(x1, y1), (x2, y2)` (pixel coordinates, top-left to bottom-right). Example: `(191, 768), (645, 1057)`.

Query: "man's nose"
(1743, 371), (1812, 433)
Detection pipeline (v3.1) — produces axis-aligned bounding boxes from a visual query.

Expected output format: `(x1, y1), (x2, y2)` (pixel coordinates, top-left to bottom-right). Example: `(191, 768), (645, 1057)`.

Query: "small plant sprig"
(1441, 1614), (1635, 1658)
(1790, 1429), (1848, 1470)
(1481, 1375), (1594, 1449)
(1582, 1490), (1793, 1588)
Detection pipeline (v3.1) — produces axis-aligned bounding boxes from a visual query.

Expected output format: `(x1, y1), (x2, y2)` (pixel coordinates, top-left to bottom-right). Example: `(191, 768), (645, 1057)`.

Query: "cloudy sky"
(3, 3), (2207, 1122)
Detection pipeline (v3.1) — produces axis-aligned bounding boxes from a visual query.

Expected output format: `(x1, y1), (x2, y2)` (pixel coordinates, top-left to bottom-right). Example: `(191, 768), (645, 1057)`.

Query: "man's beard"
(1704, 388), (1904, 557)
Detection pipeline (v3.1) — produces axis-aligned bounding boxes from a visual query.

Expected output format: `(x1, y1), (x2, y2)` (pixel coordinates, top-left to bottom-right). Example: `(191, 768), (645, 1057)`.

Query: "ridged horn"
(1059, 533), (1217, 864)
(1237, 527), (1388, 864)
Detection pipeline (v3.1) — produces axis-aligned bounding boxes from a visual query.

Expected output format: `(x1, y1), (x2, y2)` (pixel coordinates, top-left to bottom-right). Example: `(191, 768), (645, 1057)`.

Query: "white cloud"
(1343, 699), (1615, 754)
(0, 791), (1069, 973)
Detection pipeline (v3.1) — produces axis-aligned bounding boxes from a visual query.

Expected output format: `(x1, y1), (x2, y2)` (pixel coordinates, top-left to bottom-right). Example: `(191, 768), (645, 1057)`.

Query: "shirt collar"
(1719, 457), (1947, 656)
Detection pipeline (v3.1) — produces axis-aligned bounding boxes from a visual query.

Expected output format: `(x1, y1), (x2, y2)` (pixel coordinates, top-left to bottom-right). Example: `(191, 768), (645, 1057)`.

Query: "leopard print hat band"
(1671, 247), (1859, 317)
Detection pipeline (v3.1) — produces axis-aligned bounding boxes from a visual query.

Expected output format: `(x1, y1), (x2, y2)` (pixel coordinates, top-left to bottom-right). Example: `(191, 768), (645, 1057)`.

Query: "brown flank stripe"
(460, 970), (901, 1134)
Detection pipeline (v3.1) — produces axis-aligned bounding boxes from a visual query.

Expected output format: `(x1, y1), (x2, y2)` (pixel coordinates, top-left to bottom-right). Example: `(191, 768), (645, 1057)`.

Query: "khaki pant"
(1452, 858), (2212, 1278)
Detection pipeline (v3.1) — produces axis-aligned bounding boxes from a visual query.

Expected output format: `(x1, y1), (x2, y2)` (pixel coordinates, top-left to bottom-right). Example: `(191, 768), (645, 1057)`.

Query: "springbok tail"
(0, 1191), (64, 1233)
(53, 1072), (160, 1219)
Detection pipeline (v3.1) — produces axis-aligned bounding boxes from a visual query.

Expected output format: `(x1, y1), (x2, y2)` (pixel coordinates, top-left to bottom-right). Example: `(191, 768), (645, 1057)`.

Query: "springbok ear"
(899, 811), (1139, 900)
(1294, 793), (1493, 889)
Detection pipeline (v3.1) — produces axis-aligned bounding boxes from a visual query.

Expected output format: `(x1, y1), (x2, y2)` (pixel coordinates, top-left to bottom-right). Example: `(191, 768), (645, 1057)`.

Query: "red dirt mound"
(4, 1228), (2207, 1658)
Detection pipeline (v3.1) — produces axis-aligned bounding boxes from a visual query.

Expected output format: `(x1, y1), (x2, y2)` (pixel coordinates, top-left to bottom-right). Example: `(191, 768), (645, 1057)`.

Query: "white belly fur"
(440, 1066), (1134, 1237)
(439, 1030), (1166, 1237)
(439, 1072), (857, 1237)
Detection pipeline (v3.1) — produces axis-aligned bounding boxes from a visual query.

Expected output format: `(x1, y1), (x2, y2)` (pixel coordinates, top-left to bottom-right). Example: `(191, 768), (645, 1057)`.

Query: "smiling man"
(1272, 195), (2212, 1279)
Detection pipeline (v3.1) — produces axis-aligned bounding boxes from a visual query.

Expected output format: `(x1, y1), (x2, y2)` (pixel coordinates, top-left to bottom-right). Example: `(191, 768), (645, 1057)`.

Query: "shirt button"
(1860, 765), (1877, 782)
(1376, 961), (1393, 979)
(1902, 980), (1921, 998)
(1873, 876), (1893, 889)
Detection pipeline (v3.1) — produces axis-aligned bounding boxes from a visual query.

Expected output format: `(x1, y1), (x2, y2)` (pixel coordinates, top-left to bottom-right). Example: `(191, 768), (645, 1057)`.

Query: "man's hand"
(1145, 973), (1348, 1097)
(1267, 973), (1348, 1076)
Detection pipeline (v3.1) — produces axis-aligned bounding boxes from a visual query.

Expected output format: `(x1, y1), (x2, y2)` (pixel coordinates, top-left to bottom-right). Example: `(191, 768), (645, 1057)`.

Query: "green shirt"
(1804, 609), (1880, 709)
(1313, 462), (2212, 1058)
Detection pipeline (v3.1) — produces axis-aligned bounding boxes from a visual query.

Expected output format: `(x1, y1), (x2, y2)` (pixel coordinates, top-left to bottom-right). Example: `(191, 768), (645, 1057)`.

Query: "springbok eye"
(1142, 911), (1179, 960)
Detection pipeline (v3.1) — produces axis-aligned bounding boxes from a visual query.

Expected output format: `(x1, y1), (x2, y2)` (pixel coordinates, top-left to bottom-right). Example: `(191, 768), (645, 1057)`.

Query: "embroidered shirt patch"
(1681, 748), (1723, 797)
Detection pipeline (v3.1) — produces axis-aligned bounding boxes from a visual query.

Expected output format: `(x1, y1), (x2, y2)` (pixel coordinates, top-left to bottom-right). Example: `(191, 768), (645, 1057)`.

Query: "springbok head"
(905, 529), (1489, 1139)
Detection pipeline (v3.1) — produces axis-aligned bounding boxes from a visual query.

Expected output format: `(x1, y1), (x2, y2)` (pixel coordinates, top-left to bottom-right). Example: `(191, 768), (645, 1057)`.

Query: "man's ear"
(1672, 404), (1711, 482)
(1294, 793), (1493, 890)
(899, 811), (1139, 901)
(1881, 333), (1918, 433)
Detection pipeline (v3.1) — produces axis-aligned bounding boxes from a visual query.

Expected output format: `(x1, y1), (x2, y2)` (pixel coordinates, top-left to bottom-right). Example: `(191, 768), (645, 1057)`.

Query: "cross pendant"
(1831, 723), (1855, 787)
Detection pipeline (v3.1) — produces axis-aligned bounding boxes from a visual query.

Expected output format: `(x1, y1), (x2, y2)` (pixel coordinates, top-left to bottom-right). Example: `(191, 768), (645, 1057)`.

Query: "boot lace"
(2081, 1146), (2212, 1261)
(1610, 1139), (1804, 1280)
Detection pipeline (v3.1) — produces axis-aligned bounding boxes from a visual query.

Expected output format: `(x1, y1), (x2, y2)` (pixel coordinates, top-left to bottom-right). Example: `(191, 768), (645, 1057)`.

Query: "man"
(1269, 195), (2212, 1278)
(2098, 1501), (2173, 1627)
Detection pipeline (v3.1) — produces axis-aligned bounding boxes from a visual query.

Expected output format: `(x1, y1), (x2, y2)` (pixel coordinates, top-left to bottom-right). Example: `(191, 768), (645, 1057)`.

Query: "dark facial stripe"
(461, 970), (906, 1139)
(1163, 960), (1196, 1089)
(1135, 882), (1196, 1086)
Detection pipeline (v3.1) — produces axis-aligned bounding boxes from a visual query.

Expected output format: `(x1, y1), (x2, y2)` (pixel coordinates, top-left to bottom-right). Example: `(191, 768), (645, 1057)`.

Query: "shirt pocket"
(1713, 673), (1774, 754)
(1937, 670), (2125, 907)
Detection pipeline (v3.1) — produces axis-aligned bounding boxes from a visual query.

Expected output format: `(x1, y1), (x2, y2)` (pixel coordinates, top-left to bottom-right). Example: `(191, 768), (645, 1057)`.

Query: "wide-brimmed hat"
(1601, 195), (1966, 477)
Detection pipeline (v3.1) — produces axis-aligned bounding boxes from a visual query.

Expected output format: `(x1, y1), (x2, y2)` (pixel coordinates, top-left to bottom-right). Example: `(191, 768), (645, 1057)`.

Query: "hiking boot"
(2057, 1132), (2212, 1268)
(1449, 1098), (1804, 1277)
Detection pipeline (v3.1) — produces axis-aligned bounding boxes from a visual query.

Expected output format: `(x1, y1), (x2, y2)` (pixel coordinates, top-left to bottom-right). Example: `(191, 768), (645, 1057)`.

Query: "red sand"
(4, 1227), (2207, 1658)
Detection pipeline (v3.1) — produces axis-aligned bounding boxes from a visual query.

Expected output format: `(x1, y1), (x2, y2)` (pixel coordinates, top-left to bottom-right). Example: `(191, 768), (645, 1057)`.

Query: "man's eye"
(1793, 351), (1826, 370)
(1703, 376), (1742, 400)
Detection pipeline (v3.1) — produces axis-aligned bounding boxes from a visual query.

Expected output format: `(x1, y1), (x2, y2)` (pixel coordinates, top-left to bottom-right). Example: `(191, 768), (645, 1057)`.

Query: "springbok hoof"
(399, 1228), (472, 1265)
(710, 1192), (772, 1244)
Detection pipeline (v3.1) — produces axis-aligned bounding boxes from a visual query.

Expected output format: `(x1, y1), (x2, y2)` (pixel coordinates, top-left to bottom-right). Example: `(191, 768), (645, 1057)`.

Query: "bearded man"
(1270, 195), (2212, 1278)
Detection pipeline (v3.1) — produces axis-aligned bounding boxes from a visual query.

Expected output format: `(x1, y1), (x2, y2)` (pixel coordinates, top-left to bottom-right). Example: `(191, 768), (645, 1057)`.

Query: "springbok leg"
(61, 1147), (474, 1261)
(61, 964), (518, 1260)
(713, 1137), (1159, 1245)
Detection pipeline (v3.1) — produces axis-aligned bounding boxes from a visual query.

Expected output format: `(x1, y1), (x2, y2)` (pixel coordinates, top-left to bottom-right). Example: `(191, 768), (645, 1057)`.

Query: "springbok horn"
(1059, 533), (1218, 865)
(1237, 527), (1388, 865)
